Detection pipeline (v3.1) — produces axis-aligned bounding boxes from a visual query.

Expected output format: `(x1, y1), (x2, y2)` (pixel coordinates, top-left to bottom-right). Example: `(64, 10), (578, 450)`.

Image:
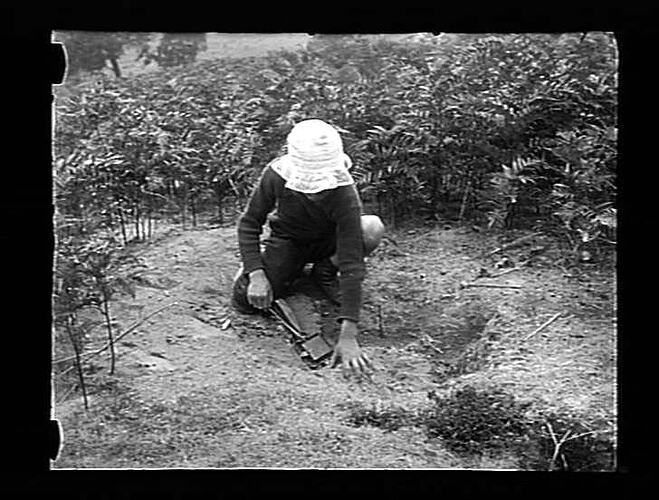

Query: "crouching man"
(231, 119), (385, 379)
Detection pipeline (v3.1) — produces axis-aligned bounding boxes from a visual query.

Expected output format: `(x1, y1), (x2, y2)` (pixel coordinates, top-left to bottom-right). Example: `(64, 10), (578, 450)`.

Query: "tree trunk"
(505, 201), (518, 229)
(117, 206), (127, 245)
(109, 57), (122, 78)
(144, 199), (151, 240)
(216, 182), (224, 223)
(458, 178), (471, 223)
(65, 316), (89, 411)
(141, 200), (149, 240)
(134, 205), (141, 241)
(100, 292), (116, 375)
(441, 174), (449, 202)
(181, 183), (188, 229)
(388, 196), (396, 228)
(191, 193), (197, 227)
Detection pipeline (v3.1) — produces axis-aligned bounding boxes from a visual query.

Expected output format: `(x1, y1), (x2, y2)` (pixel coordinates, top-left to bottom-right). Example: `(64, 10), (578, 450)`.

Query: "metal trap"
(269, 298), (333, 368)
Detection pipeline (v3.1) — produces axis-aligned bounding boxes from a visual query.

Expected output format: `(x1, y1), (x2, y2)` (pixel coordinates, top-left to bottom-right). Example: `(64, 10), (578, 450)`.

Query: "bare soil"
(52, 222), (616, 469)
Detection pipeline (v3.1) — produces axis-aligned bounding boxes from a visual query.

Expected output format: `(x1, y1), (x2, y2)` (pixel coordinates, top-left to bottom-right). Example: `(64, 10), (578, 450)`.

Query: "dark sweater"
(237, 164), (365, 323)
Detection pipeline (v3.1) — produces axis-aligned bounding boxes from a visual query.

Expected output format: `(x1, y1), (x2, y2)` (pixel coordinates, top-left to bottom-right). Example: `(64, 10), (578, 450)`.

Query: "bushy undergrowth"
(425, 386), (533, 455)
(55, 33), (617, 252)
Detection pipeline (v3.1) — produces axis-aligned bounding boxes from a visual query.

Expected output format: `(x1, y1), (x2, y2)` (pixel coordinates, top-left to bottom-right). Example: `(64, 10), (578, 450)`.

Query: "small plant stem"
(140, 216), (146, 241)
(545, 420), (560, 471)
(486, 232), (542, 256)
(97, 285), (116, 375)
(421, 335), (443, 354)
(55, 364), (77, 378)
(118, 206), (127, 245)
(215, 182), (224, 221)
(458, 179), (471, 223)
(191, 193), (197, 227)
(56, 382), (79, 405)
(563, 430), (600, 442)
(543, 420), (605, 471)
(523, 311), (563, 341)
(182, 183), (188, 229)
(65, 316), (89, 411)
(134, 204), (141, 240)
(227, 177), (241, 198)
(490, 260), (529, 278)
(462, 282), (522, 289)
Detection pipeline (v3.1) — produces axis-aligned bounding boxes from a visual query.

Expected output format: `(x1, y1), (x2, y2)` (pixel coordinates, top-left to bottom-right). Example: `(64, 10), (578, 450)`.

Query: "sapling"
(133, 203), (141, 241)
(64, 315), (90, 410)
(53, 246), (97, 410)
(78, 236), (137, 375)
(115, 202), (128, 245)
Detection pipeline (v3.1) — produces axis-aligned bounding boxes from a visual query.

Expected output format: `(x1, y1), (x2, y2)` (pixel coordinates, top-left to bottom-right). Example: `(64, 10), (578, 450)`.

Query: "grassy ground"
(52, 220), (616, 469)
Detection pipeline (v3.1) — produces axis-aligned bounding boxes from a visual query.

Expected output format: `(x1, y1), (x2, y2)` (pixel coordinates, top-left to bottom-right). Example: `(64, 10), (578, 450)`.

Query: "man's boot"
(310, 258), (340, 305)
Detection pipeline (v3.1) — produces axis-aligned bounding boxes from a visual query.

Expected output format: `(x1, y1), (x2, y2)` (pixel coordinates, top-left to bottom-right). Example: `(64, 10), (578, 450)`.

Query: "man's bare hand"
(247, 269), (273, 310)
(330, 319), (373, 380)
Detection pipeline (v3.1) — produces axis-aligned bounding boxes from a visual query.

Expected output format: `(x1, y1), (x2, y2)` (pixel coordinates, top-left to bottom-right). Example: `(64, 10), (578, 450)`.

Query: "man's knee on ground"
(361, 215), (385, 256)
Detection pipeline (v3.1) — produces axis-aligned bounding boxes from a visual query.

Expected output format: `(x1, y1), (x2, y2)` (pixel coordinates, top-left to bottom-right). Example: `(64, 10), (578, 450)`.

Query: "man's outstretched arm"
(330, 185), (373, 379)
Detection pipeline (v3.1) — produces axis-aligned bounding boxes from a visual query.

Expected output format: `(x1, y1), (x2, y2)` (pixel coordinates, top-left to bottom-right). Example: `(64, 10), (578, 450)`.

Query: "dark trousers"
(232, 235), (336, 313)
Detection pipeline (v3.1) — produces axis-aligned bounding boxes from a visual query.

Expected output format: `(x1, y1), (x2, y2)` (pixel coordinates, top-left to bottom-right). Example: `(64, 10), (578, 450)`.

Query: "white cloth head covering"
(270, 119), (354, 194)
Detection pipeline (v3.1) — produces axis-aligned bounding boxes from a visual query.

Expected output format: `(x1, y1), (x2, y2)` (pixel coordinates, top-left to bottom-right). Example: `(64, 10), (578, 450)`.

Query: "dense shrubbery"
(55, 32), (617, 246)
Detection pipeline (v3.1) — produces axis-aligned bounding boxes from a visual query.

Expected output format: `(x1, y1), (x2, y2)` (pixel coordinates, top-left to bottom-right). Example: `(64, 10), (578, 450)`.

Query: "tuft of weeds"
(425, 386), (532, 456)
(522, 411), (616, 471)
